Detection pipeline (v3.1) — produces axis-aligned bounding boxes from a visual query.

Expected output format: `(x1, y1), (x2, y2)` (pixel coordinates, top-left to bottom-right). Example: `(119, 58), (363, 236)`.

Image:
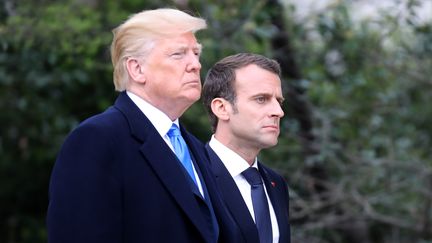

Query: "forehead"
(154, 32), (201, 50)
(234, 64), (282, 93)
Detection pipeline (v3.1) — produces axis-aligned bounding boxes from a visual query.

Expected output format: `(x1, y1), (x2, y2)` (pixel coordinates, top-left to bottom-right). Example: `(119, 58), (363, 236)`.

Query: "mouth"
(184, 80), (201, 86)
(263, 125), (279, 132)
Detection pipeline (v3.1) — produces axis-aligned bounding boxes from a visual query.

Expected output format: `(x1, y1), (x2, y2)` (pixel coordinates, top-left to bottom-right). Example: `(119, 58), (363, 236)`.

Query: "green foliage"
(0, 1), (114, 242)
(1, 0), (431, 242)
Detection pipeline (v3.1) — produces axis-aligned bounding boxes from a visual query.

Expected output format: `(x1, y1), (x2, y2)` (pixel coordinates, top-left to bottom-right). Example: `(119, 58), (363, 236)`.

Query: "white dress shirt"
(209, 135), (280, 243)
(127, 91), (204, 196)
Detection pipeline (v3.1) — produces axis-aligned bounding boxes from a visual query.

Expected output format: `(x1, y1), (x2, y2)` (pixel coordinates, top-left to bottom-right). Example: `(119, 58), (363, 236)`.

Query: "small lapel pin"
(271, 181), (276, 187)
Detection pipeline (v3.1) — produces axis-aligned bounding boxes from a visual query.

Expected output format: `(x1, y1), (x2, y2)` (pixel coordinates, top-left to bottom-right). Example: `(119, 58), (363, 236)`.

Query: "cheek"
(153, 61), (180, 75)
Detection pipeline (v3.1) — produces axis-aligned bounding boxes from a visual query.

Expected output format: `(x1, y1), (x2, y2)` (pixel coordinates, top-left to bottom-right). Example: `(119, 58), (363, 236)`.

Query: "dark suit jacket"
(205, 144), (291, 243)
(47, 92), (219, 243)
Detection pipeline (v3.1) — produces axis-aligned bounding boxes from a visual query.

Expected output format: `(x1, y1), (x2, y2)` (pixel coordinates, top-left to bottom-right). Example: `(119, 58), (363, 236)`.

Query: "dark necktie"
(167, 124), (197, 186)
(242, 167), (272, 243)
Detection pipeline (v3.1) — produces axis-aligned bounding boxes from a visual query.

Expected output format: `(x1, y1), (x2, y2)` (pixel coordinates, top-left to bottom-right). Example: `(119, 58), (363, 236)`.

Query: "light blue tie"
(167, 124), (197, 186)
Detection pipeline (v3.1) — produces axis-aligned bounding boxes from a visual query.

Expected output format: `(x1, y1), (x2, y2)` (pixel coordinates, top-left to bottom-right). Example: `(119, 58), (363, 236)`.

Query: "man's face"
(227, 64), (284, 151)
(141, 32), (202, 118)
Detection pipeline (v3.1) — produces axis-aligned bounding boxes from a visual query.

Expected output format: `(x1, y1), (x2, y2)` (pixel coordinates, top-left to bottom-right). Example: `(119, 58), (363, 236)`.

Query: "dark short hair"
(202, 53), (281, 132)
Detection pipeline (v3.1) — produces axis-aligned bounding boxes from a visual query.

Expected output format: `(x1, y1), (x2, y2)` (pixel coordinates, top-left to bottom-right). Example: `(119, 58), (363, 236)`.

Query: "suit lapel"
(206, 144), (260, 243)
(140, 137), (211, 237)
(114, 92), (212, 242)
(259, 163), (290, 242)
(184, 132), (220, 240)
(182, 129), (207, 200)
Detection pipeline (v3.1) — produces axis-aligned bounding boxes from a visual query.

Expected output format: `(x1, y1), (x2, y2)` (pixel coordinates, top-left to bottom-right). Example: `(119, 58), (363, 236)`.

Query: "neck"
(127, 87), (188, 121)
(214, 133), (259, 166)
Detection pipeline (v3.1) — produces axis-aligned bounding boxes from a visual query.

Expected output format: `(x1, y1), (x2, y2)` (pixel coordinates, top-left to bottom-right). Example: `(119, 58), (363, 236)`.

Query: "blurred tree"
(1, 0), (431, 242)
(0, 1), (114, 241)
(279, 1), (432, 242)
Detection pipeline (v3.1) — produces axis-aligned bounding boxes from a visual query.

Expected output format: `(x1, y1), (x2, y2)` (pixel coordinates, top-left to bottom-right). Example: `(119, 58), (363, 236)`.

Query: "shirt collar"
(209, 135), (258, 178)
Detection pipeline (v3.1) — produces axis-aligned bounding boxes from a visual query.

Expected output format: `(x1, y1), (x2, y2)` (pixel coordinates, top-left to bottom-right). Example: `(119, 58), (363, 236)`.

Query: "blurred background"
(1, 0), (431, 242)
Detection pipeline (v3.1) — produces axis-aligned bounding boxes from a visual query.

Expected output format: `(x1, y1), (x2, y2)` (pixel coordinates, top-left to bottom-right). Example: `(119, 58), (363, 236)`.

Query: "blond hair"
(110, 8), (207, 91)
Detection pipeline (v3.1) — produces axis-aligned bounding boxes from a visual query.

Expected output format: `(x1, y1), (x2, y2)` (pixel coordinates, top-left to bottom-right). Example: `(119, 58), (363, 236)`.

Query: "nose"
(271, 99), (284, 118)
(186, 52), (201, 72)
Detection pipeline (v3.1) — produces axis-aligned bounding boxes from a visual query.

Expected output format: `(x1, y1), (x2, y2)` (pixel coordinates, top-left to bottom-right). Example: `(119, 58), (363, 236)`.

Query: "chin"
(181, 96), (200, 107)
(269, 139), (279, 147)
(186, 91), (201, 102)
(261, 141), (278, 149)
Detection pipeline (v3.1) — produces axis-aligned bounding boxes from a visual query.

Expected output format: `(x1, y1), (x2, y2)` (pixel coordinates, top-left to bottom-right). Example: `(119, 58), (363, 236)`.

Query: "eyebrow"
(191, 43), (202, 54)
(169, 43), (202, 52)
(277, 97), (285, 104)
(251, 93), (285, 103)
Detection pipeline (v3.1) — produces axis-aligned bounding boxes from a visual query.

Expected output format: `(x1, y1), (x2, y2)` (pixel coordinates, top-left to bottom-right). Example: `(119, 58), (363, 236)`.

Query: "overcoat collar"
(114, 92), (215, 242)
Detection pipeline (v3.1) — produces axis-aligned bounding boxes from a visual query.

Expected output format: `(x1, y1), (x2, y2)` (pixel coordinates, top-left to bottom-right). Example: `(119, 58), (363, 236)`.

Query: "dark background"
(1, 0), (431, 242)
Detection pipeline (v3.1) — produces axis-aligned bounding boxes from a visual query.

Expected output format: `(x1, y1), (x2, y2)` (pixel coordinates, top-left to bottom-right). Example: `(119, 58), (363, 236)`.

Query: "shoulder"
(259, 163), (289, 190)
(61, 106), (127, 149)
(259, 163), (284, 180)
(80, 106), (126, 129)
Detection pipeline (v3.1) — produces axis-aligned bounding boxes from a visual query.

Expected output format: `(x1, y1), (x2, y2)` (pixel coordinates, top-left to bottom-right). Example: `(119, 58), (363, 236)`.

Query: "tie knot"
(242, 167), (263, 186)
(167, 124), (181, 137)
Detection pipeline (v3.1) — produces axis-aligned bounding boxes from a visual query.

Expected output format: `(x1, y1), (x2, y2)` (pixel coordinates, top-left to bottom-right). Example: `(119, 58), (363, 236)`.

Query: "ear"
(210, 98), (231, 121)
(126, 58), (146, 84)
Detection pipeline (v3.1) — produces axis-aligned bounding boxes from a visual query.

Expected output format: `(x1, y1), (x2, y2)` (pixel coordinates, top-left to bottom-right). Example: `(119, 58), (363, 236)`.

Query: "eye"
(171, 50), (186, 59)
(171, 53), (183, 58)
(255, 96), (267, 104)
